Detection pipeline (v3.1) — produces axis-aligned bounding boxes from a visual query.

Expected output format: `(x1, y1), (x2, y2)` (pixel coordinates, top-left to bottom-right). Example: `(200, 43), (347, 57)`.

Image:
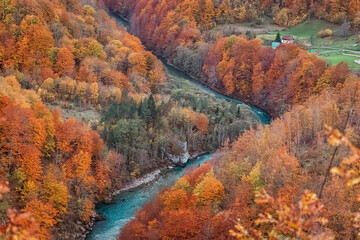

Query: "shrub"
(317, 29), (333, 38)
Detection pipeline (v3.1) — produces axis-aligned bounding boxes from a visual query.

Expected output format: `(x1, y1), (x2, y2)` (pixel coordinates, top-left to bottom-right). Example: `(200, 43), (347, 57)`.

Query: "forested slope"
(0, 1), (265, 239)
(119, 70), (360, 240)
(0, 0), (165, 110)
(2, 0), (360, 239)
(0, 76), (125, 239)
(0, 1), (170, 238)
(104, 0), (355, 116)
(108, 0), (360, 28)
(108, 1), (360, 239)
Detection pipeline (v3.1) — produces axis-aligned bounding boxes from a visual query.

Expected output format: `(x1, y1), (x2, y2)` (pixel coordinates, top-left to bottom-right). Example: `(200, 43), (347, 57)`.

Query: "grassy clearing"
(47, 103), (102, 124)
(258, 19), (343, 45)
(257, 19), (360, 69)
(316, 52), (360, 69)
(280, 19), (338, 41)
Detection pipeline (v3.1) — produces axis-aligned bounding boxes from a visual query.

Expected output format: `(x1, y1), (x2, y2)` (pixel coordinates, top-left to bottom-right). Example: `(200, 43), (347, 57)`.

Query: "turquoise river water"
(86, 12), (271, 240)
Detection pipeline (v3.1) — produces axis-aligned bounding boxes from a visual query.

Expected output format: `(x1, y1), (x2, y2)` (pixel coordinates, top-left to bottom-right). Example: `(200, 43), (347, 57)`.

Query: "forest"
(0, 0), (166, 108)
(120, 78), (360, 239)
(0, 0), (169, 238)
(97, 0), (360, 239)
(108, 0), (360, 28)
(1, 0), (360, 239)
(0, 0), (261, 239)
(104, 0), (356, 116)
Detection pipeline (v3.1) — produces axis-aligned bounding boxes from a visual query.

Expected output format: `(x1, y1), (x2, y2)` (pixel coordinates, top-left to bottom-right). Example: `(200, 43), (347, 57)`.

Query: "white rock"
(164, 141), (190, 165)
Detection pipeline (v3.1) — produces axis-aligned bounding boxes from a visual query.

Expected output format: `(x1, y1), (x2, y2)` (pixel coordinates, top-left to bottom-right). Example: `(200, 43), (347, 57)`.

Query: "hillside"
(2, 0), (360, 240)
(0, 1), (265, 239)
(120, 77), (360, 239)
(96, 1), (360, 240)
(0, 0), (166, 110)
(104, 0), (359, 116)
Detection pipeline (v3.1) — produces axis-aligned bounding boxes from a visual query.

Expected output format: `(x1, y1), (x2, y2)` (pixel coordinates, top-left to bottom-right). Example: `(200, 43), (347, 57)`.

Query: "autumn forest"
(1, 0), (360, 239)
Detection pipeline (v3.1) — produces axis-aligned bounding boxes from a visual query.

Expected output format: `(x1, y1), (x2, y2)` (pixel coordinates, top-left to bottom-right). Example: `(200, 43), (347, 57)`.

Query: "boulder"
(164, 141), (190, 165)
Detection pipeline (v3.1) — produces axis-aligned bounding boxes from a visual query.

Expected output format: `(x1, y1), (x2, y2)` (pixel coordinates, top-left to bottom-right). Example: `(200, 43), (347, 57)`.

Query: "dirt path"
(343, 53), (360, 58)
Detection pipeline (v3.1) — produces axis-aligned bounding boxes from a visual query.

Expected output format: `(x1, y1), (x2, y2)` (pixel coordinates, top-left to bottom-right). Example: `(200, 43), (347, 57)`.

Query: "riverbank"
(78, 151), (210, 240)
(162, 58), (274, 122)
(86, 152), (216, 240)
(109, 11), (273, 121)
(83, 11), (272, 240)
(72, 170), (163, 240)
(113, 169), (162, 193)
(75, 170), (163, 240)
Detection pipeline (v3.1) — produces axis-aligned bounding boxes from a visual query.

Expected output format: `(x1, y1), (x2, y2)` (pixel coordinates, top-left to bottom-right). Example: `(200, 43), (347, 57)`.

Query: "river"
(86, 13), (271, 240)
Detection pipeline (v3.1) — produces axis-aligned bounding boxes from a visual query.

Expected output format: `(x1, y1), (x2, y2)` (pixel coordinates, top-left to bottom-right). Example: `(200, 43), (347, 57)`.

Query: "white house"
(281, 35), (295, 44)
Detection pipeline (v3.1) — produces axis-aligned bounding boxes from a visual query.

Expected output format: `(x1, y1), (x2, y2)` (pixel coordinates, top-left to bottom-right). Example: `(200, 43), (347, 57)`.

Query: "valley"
(1, 0), (360, 240)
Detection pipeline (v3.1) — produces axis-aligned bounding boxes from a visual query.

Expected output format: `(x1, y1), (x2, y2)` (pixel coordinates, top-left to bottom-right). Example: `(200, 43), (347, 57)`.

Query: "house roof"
(282, 35), (294, 40)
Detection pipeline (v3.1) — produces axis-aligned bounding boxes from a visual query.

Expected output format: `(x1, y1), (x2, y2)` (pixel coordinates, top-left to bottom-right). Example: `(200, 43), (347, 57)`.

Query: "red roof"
(282, 35), (294, 40)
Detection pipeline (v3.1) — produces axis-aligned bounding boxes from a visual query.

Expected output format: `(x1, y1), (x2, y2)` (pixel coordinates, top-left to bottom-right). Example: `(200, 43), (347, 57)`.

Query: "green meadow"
(257, 19), (360, 69)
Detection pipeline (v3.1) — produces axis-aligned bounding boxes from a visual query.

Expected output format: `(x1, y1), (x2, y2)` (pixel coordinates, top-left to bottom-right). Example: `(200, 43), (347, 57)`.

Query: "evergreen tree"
(275, 32), (281, 43)
(237, 106), (241, 118)
(148, 94), (158, 123)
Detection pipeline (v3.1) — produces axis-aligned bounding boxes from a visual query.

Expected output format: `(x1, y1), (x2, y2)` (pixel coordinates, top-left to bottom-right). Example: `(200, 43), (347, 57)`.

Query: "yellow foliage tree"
(162, 189), (188, 210)
(193, 171), (225, 206)
(89, 82), (99, 105)
(43, 165), (69, 217)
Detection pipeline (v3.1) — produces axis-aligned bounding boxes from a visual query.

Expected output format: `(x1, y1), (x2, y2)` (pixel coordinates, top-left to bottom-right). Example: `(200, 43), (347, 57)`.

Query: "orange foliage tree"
(23, 200), (57, 240)
(55, 48), (75, 77)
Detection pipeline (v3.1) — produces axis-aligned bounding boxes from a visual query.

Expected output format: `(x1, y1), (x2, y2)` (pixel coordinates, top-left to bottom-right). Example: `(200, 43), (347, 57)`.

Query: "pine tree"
(148, 94), (158, 123)
(275, 32), (281, 42)
(237, 106), (241, 118)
